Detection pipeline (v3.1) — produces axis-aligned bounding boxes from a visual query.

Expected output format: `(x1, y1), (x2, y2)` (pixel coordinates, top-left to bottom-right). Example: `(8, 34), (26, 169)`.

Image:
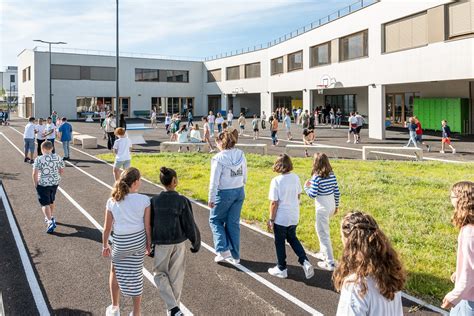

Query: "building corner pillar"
(368, 85), (386, 140)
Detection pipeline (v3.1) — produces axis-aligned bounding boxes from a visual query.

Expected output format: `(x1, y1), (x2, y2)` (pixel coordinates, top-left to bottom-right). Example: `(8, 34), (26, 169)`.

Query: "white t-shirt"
(268, 173), (302, 226)
(336, 275), (403, 316)
(190, 129), (201, 141)
(45, 123), (56, 139)
(227, 113), (234, 122)
(349, 116), (358, 127)
(216, 117), (224, 124)
(99, 111), (106, 119)
(177, 130), (189, 143)
(35, 124), (46, 140)
(165, 116), (171, 125)
(106, 193), (150, 234)
(24, 122), (36, 139)
(208, 115), (215, 123)
(151, 111), (157, 119)
(113, 137), (132, 161)
(203, 123), (210, 134)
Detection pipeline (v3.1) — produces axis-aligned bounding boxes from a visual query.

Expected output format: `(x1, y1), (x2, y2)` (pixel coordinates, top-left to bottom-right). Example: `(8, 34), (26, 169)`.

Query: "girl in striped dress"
(304, 153), (340, 271)
(102, 167), (151, 316)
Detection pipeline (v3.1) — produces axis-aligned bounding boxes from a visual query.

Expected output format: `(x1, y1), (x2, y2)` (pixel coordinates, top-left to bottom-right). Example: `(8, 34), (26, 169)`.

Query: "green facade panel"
(413, 98), (469, 134)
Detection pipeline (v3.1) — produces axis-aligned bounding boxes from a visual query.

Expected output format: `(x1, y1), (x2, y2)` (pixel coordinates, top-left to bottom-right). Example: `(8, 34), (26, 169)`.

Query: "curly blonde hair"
(333, 212), (406, 300)
(451, 181), (474, 228)
(111, 167), (140, 202)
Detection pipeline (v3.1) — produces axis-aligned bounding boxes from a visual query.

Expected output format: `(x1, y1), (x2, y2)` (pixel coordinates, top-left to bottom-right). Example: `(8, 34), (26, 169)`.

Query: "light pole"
(115, 0), (120, 127)
(33, 40), (67, 116)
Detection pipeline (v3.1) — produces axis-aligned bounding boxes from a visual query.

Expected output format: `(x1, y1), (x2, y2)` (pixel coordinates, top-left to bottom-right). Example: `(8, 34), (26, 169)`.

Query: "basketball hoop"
(316, 85), (327, 95)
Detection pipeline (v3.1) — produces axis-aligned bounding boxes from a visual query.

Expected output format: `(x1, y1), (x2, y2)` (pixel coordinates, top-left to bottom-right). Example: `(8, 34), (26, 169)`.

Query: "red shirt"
(415, 122), (423, 135)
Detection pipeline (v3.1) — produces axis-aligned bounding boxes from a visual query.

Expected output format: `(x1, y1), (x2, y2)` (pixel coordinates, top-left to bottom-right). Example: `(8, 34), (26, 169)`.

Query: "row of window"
(22, 67), (31, 82)
(208, 62), (261, 82)
(135, 68), (189, 83)
(51, 65), (116, 81)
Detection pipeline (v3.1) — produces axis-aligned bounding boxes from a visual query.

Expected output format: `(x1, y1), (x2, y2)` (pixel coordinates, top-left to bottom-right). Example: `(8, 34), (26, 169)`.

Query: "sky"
(0, 0), (355, 68)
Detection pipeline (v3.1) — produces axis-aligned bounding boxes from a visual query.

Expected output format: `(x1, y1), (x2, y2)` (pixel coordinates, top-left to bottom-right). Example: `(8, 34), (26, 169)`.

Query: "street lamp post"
(33, 40), (67, 116)
(115, 0), (120, 127)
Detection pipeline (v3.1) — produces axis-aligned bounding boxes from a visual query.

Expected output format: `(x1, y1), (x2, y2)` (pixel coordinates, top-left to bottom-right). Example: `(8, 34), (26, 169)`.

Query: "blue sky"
(1, 0), (354, 68)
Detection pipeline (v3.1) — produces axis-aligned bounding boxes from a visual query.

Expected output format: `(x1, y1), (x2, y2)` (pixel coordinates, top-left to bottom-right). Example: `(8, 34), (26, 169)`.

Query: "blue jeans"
(217, 124), (222, 133)
(62, 140), (70, 158)
(47, 138), (56, 154)
(450, 300), (474, 316)
(406, 131), (418, 147)
(209, 123), (215, 134)
(271, 131), (278, 145)
(209, 187), (245, 259)
(274, 224), (308, 270)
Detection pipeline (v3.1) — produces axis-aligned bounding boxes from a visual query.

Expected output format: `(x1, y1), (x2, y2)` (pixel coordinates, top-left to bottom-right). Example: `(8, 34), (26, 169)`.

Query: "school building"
(18, 0), (474, 139)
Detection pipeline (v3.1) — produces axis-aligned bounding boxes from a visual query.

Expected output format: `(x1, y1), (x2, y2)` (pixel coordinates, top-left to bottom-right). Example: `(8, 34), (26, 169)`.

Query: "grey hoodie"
(208, 148), (247, 203)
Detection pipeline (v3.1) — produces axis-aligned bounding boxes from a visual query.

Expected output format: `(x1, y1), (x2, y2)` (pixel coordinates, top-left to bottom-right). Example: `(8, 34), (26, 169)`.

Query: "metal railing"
(204, 0), (379, 61)
(32, 46), (204, 62)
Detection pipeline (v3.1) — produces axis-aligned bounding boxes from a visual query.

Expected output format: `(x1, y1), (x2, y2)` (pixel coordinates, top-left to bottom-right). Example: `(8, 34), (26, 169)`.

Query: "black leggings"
(37, 139), (45, 156)
(107, 132), (116, 150)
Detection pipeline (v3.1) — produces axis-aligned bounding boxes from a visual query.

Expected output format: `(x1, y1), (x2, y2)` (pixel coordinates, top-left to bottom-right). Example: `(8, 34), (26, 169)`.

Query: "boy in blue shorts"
(32, 141), (65, 233)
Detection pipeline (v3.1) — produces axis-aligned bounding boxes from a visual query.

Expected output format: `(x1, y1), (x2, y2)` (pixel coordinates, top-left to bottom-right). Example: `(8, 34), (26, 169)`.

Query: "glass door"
(385, 93), (405, 126)
(119, 97), (130, 117)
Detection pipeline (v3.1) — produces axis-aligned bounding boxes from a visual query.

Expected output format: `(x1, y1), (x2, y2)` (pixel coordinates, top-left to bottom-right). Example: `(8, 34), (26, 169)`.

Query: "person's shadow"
(51, 222), (102, 244)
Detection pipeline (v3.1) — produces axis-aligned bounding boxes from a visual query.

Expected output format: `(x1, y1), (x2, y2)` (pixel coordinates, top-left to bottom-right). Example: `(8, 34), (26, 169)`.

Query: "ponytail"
(111, 167), (141, 201)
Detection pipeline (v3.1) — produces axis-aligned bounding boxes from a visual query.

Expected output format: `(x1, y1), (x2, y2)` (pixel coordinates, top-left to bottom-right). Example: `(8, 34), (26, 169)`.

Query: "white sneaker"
(314, 252), (326, 261)
(440, 150), (445, 154)
(268, 266), (288, 278)
(302, 260), (314, 279)
(317, 261), (335, 271)
(346, 140), (351, 143)
(452, 149), (456, 154)
(105, 305), (120, 316)
(214, 250), (232, 263)
(228, 258), (240, 265)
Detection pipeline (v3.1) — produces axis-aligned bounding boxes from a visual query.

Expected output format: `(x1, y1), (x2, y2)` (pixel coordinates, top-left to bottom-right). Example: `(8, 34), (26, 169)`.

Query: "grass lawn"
(98, 152), (473, 304)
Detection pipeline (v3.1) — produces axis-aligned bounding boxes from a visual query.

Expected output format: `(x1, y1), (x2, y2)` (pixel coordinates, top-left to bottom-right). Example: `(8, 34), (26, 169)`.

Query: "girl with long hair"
(304, 153), (340, 271)
(442, 181), (474, 314)
(102, 168), (151, 316)
(334, 212), (406, 315)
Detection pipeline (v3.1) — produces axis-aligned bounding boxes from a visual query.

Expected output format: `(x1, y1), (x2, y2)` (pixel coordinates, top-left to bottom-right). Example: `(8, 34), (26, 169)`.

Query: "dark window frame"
(310, 42), (331, 67)
(339, 29), (369, 62)
(271, 56), (284, 75)
(226, 66), (240, 81)
(244, 62), (261, 79)
(287, 50), (303, 72)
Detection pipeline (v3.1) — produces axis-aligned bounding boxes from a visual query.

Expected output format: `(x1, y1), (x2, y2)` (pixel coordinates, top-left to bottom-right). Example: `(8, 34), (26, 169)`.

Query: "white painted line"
(0, 166), (50, 314)
(4, 127), (456, 313)
(0, 132), (194, 315)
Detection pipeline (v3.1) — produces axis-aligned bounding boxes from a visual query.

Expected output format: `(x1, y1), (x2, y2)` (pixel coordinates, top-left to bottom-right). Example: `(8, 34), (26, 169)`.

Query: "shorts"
(24, 138), (35, 153)
(114, 160), (131, 169)
(349, 128), (357, 134)
(442, 137), (451, 144)
(356, 126), (362, 134)
(240, 125), (245, 130)
(253, 128), (259, 132)
(36, 185), (58, 206)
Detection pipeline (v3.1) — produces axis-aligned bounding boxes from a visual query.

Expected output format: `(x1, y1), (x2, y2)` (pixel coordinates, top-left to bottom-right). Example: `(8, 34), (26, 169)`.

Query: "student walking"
(347, 113), (358, 144)
(208, 111), (216, 135)
(165, 113), (171, 135)
(441, 181), (474, 314)
(261, 111), (267, 130)
(216, 112), (224, 133)
(267, 154), (314, 279)
(251, 114), (260, 140)
(102, 168), (151, 316)
(413, 116), (431, 151)
(208, 130), (247, 264)
(44, 117), (57, 154)
(58, 117), (73, 160)
(283, 111), (292, 140)
(202, 117), (216, 153)
(270, 116), (279, 146)
(302, 110), (309, 129)
(99, 108), (107, 128)
(151, 109), (157, 128)
(35, 118), (46, 156)
(304, 153), (340, 271)
(187, 111), (193, 128)
(105, 113), (117, 150)
(227, 110), (234, 127)
(32, 141), (65, 233)
(238, 113), (246, 136)
(355, 112), (364, 143)
(335, 108), (343, 128)
(329, 109), (335, 129)
(404, 117), (418, 148)
(441, 120), (456, 154)
(151, 167), (201, 316)
(112, 128), (132, 181)
(51, 111), (58, 126)
(24, 117), (36, 163)
(334, 212), (406, 315)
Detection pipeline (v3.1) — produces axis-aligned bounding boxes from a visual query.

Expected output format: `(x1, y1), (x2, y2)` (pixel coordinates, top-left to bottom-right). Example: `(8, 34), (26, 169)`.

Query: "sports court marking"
(6, 126), (451, 314)
(2, 130), (321, 316)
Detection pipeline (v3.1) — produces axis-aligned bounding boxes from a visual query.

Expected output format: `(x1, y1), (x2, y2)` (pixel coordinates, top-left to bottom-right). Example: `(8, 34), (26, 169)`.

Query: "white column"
(303, 89), (311, 112)
(221, 93), (227, 112)
(260, 92), (271, 116)
(368, 85), (386, 140)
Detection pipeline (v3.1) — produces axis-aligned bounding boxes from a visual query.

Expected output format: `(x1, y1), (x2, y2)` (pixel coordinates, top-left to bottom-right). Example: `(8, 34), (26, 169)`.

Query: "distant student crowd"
(28, 121), (473, 316)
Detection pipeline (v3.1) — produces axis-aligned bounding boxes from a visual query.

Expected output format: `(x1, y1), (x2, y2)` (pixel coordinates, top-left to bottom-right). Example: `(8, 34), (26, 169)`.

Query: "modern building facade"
(18, 0), (474, 139)
(0, 66), (18, 106)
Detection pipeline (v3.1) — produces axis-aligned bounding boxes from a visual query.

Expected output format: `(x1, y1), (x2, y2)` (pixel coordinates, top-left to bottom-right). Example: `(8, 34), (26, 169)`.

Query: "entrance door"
(117, 97), (130, 117)
(208, 95), (221, 114)
(385, 93), (405, 125)
(25, 97), (33, 117)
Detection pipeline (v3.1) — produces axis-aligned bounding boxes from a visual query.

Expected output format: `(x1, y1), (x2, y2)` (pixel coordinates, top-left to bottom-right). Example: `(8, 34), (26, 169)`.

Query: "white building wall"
(17, 50), (35, 118)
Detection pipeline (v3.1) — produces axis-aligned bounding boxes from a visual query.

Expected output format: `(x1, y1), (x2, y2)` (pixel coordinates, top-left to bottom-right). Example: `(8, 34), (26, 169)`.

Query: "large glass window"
(208, 95), (221, 113)
(52, 65), (115, 81)
(339, 30), (368, 61)
(310, 42), (331, 67)
(271, 56), (284, 75)
(324, 95), (356, 118)
(135, 68), (159, 82)
(288, 50), (303, 72)
(76, 97), (113, 119)
(226, 66), (240, 80)
(160, 70), (189, 82)
(245, 62), (261, 78)
(207, 69), (221, 82)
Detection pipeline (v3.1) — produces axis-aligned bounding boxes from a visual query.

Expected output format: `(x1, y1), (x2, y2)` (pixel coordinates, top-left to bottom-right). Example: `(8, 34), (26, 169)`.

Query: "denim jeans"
(273, 224), (308, 270)
(450, 300), (474, 316)
(217, 124), (222, 133)
(209, 187), (245, 259)
(47, 138), (56, 154)
(209, 123), (215, 134)
(406, 131), (418, 147)
(62, 140), (70, 158)
(271, 131), (278, 145)
(335, 117), (342, 126)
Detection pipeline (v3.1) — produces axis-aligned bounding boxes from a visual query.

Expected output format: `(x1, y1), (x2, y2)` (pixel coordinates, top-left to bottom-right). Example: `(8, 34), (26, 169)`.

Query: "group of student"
(27, 120), (473, 315)
(406, 117), (457, 154)
(0, 109), (10, 125)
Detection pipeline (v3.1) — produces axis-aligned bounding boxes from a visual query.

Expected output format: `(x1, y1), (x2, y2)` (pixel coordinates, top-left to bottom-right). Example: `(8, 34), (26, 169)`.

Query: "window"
(384, 13), (428, 53)
(324, 95), (356, 117)
(271, 56), (284, 75)
(207, 69), (221, 82)
(51, 65), (80, 80)
(135, 68), (159, 82)
(288, 50), (303, 72)
(160, 70), (189, 82)
(22, 69), (26, 82)
(310, 42), (331, 67)
(90, 67), (115, 81)
(27, 67), (31, 81)
(10, 74), (15, 83)
(52, 65), (115, 80)
(339, 30), (368, 61)
(226, 66), (240, 80)
(208, 95), (221, 113)
(245, 62), (260, 78)
(448, 0), (474, 38)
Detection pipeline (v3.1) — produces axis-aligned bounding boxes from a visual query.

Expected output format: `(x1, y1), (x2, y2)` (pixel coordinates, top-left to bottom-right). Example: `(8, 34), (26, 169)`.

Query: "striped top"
(304, 173), (340, 207)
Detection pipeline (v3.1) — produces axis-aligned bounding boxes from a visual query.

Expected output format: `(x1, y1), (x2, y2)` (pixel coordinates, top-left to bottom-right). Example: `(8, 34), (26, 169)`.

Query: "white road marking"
(6, 125), (453, 314)
(0, 133), (51, 316)
(2, 130), (319, 315)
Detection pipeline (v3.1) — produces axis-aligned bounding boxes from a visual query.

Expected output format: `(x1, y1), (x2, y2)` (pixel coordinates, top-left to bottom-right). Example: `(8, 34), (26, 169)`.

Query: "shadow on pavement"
(51, 222), (102, 244)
